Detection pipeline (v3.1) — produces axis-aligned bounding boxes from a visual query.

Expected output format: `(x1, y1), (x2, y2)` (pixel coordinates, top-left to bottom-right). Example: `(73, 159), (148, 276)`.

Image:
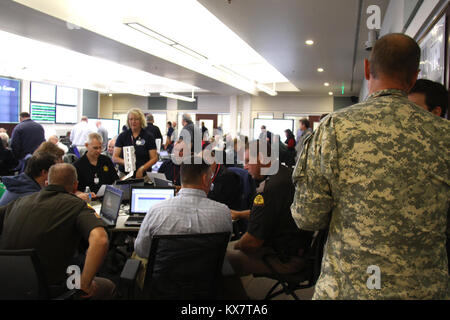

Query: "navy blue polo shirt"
(115, 128), (156, 173)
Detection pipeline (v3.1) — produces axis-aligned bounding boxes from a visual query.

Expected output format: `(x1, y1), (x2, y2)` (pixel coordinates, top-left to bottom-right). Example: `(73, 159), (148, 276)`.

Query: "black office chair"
(120, 232), (231, 300)
(253, 228), (329, 300)
(0, 249), (77, 300)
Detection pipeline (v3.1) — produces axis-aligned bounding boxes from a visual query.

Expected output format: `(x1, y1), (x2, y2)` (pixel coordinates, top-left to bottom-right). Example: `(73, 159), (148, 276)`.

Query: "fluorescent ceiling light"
(256, 83), (277, 96)
(0, 30), (203, 96)
(172, 44), (207, 61)
(305, 40), (314, 45)
(14, 0), (297, 94)
(324, 82), (330, 86)
(124, 22), (176, 45)
(160, 92), (196, 102)
(317, 68), (324, 72)
(328, 92), (333, 95)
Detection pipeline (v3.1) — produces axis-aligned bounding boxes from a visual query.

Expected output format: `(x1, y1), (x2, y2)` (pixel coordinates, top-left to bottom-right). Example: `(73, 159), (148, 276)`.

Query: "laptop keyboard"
(126, 216), (144, 222)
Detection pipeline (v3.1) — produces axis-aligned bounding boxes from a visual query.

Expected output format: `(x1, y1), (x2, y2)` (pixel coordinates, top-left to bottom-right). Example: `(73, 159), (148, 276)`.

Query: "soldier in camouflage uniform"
(291, 33), (450, 299)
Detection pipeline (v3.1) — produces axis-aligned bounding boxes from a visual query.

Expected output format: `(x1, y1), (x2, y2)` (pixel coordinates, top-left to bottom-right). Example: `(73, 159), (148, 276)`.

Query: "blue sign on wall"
(0, 77), (20, 123)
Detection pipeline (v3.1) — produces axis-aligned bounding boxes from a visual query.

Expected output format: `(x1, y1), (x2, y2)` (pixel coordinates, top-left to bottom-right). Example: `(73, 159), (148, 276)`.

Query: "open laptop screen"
(100, 186), (123, 223)
(130, 187), (175, 215)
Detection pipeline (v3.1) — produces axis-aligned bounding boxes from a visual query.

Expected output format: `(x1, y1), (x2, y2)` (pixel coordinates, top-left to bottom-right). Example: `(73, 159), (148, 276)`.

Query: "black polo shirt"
(0, 185), (106, 286)
(115, 128), (156, 173)
(208, 164), (242, 210)
(145, 123), (162, 140)
(73, 154), (119, 194)
(247, 165), (313, 259)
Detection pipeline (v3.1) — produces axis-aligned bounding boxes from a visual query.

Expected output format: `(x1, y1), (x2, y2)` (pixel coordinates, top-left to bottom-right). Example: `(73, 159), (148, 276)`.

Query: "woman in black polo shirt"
(113, 108), (157, 178)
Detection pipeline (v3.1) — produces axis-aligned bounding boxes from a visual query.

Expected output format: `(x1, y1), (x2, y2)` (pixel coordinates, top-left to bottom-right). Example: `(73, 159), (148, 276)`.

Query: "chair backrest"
(144, 232), (231, 300)
(0, 249), (49, 299)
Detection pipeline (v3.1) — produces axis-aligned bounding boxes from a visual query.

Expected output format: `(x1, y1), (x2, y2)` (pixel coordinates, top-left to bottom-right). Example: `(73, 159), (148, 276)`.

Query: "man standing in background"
(96, 121), (109, 151)
(70, 116), (93, 156)
(10, 112), (45, 161)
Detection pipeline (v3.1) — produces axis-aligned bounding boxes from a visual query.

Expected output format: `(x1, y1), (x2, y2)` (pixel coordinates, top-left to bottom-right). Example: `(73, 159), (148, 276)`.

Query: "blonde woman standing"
(113, 108), (157, 178)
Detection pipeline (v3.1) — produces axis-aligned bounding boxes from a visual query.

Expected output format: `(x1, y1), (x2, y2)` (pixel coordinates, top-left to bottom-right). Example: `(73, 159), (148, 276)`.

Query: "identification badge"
(94, 174), (99, 184)
(136, 138), (145, 146)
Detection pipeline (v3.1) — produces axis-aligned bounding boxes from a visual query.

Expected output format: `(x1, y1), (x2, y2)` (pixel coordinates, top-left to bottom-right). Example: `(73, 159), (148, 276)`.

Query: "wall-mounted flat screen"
(89, 118), (120, 140)
(30, 82), (56, 104)
(253, 119), (294, 141)
(56, 105), (77, 124)
(56, 86), (78, 106)
(30, 103), (56, 123)
(0, 77), (20, 123)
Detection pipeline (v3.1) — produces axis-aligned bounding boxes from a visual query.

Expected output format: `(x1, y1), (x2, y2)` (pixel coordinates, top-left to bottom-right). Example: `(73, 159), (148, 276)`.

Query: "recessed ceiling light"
(324, 82), (330, 86)
(317, 68), (324, 72)
(328, 92), (333, 95)
(305, 40), (314, 45)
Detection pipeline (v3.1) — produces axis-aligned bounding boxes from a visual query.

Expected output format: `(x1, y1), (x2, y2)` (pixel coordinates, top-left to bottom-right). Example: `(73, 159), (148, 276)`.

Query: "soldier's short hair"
(409, 79), (448, 117)
(369, 33), (420, 85)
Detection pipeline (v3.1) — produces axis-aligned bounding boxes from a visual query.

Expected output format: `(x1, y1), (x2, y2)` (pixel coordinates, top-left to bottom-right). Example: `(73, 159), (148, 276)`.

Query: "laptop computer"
(125, 187), (176, 226)
(99, 186), (123, 227)
(114, 178), (145, 202)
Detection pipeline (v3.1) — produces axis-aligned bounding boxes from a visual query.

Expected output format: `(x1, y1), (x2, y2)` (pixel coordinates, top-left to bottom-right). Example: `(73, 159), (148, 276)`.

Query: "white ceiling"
(0, 0), (389, 97)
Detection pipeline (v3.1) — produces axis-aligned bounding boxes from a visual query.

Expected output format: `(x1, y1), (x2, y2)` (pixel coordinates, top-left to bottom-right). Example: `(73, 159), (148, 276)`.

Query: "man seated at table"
(0, 163), (115, 299)
(134, 155), (232, 259)
(73, 133), (119, 194)
(225, 140), (313, 295)
(0, 152), (57, 206)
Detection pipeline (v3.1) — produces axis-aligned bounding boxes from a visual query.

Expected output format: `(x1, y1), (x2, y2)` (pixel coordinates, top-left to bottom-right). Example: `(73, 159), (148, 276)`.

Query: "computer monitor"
(130, 187), (175, 215)
(100, 186), (123, 225)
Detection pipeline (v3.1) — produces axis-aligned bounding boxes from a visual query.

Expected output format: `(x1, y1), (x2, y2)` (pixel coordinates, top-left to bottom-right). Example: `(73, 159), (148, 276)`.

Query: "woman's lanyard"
(130, 130), (144, 146)
(211, 164), (221, 184)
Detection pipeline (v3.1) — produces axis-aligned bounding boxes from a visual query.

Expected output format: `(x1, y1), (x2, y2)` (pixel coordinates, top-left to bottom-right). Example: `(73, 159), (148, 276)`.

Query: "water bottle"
(84, 186), (92, 204)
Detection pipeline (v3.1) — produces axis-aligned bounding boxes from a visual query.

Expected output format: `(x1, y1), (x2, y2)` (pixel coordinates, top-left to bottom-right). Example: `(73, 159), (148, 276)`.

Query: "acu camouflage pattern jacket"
(291, 89), (450, 299)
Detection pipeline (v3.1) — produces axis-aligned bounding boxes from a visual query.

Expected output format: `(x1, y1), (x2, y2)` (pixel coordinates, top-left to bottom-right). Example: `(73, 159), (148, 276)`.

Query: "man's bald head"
(369, 33), (420, 86)
(48, 163), (78, 193)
